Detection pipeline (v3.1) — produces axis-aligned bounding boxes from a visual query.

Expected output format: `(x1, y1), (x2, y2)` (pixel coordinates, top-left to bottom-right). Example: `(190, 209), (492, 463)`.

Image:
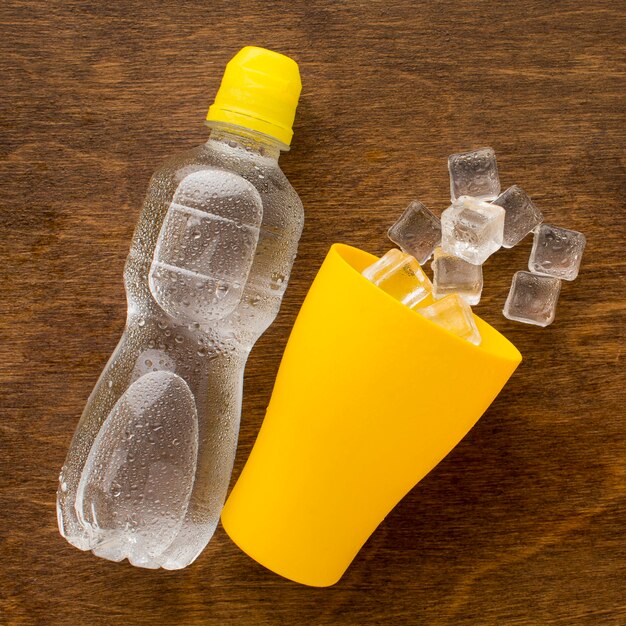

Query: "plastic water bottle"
(57, 47), (304, 569)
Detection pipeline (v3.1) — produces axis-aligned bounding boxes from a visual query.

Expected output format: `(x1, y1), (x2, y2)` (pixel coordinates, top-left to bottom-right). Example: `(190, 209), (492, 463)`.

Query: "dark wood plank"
(1, 1), (625, 624)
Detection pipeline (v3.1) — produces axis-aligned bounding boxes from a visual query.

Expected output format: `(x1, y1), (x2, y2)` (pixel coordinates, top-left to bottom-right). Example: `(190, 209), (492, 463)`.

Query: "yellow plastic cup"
(221, 244), (522, 587)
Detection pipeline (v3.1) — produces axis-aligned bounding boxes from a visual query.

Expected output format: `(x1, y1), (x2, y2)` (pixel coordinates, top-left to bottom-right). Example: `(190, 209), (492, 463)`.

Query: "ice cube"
(448, 147), (500, 201)
(387, 200), (441, 265)
(492, 185), (543, 248)
(431, 246), (483, 305)
(417, 293), (481, 345)
(503, 271), (561, 327)
(441, 196), (505, 265)
(362, 249), (432, 309)
(528, 224), (586, 281)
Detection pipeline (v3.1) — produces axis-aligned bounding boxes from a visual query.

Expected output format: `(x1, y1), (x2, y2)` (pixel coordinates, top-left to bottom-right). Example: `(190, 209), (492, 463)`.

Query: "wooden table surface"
(2, 1), (625, 624)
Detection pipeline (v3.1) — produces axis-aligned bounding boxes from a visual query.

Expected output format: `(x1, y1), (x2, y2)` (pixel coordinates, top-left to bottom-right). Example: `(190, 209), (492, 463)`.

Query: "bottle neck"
(205, 122), (285, 161)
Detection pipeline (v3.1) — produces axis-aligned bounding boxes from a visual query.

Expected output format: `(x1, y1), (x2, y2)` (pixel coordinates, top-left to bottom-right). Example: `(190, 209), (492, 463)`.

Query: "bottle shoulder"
(151, 142), (303, 227)
(150, 142), (286, 186)
(127, 142), (303, 273)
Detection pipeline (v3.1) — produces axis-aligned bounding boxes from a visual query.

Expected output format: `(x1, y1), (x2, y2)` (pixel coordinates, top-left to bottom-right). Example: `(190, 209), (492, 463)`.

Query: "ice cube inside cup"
(362, 249), (432, 309)
(431, 246), (483, 305)
(418, 294), (481, 345)
(387, 200), (441, 265)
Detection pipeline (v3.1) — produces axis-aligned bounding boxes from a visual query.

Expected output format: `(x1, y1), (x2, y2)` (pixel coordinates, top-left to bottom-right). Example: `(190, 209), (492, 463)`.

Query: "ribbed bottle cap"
(206, 46), (302, 147)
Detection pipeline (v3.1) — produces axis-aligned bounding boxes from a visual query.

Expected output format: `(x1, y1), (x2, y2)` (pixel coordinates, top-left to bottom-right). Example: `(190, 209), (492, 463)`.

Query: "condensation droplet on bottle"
(270, 272), (286, 290)
(215, 283), (229, 299)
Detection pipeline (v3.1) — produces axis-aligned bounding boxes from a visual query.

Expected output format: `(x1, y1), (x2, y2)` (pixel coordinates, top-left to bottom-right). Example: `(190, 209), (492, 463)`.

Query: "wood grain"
(1, 1), (625, 624)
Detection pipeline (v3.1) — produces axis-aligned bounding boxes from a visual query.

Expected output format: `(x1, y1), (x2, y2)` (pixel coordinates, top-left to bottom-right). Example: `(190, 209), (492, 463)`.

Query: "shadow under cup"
(221, 244), (522, 587)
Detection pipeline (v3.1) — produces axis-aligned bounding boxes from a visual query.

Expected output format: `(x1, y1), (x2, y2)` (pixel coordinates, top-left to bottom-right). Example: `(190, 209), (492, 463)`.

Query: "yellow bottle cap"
(206, 46), (302, 148)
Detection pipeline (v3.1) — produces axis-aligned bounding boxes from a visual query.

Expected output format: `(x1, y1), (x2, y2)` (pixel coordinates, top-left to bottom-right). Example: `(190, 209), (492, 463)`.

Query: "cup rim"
(329, 243), (522, 365)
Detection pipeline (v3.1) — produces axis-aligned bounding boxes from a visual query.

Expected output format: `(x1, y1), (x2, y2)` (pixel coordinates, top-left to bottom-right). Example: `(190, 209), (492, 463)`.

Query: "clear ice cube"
(528, 224), (586, 281)
(448, 147), (500, 201)
(441, 196), (505, 265)
(492, 185), (543, 248)
(387, 200), (441, 265)
(417, 293), (481, 345)
(431, 246), (483, 305)
(362, 248), (432, 309)
(503, 271), (561, 327)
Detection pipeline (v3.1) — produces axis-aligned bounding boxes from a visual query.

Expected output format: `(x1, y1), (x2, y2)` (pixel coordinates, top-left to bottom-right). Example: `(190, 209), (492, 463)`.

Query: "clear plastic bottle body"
(57, 126), (304, 568)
